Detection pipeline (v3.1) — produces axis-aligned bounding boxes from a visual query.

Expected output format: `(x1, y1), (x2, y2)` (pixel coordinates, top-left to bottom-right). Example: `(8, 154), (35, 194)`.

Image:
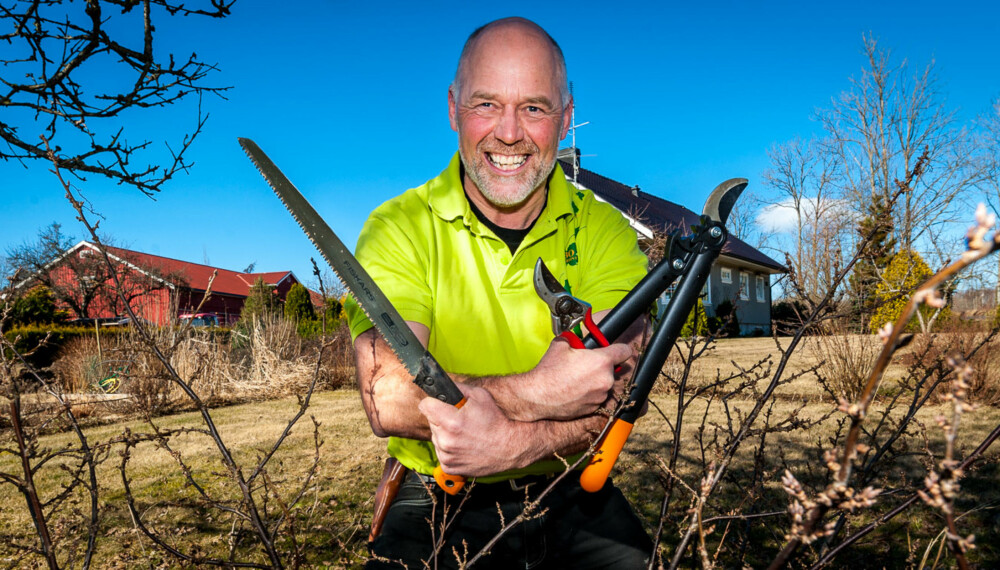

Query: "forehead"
(459, 26), (562, 101)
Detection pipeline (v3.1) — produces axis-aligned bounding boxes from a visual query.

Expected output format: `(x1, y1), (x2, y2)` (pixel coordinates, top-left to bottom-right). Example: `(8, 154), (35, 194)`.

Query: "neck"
(462, 174), (547, 230)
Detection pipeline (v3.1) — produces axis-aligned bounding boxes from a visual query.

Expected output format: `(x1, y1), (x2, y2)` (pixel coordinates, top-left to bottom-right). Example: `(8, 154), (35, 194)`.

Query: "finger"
(418, 396), (458, 427)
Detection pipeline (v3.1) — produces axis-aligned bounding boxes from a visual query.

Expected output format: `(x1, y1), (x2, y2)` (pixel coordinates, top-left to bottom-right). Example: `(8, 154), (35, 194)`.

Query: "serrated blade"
(237, 137), (430, 379)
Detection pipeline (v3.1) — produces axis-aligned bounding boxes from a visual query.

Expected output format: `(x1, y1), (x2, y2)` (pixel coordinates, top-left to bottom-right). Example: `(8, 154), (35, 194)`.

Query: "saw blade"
(237, 137), (426, 377)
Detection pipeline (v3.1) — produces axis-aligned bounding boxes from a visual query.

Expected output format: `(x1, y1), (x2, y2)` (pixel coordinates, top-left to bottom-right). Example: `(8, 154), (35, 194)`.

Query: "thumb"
(601, 341), (634, 365)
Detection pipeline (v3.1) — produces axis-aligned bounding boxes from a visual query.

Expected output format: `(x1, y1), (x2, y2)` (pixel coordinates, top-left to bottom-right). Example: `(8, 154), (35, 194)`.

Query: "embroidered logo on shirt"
(565, 243), (578, 266)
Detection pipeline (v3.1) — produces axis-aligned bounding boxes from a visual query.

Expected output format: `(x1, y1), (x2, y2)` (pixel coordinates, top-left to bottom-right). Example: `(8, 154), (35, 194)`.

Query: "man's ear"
(448, 87), (459, 132)
(559, 96), (574, 140)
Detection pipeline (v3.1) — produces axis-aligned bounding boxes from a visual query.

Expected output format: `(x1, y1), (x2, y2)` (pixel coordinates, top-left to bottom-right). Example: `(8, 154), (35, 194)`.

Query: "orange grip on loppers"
(433, 397), (467, 495)
(580, 418), (634, 493)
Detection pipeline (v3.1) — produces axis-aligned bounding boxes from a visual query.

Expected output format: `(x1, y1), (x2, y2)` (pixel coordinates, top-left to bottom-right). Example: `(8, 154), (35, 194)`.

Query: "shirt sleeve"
(345, 209), (433, 342)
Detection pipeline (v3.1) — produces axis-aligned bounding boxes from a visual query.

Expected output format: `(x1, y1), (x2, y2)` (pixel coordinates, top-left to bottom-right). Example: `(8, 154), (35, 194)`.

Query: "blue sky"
(2, 0), (998, 288)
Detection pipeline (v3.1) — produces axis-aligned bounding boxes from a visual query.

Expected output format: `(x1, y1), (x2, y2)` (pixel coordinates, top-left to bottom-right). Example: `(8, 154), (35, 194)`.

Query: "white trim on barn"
(9, 240), (177, 295)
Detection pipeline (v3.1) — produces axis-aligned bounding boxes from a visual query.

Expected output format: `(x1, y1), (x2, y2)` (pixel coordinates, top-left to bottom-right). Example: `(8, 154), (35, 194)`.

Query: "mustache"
(477, 140), (538, 155)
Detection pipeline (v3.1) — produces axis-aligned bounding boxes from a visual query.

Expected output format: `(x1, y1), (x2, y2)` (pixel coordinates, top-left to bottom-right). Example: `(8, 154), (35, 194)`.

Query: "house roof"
(558, 159), (787, 274)
(77, 242), (300, 298)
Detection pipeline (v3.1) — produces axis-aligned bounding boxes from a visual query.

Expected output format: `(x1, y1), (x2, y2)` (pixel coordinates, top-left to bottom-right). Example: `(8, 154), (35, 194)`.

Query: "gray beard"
(458, 147), (555, 208)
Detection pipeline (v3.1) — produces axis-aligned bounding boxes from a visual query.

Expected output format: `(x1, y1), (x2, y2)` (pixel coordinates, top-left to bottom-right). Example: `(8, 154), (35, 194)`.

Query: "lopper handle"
(432, 397), (467, 495)
(580, 418), (634, 492)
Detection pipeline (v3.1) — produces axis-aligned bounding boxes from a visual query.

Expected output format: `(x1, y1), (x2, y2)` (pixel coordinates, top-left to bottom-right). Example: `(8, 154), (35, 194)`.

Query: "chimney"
(632, 185), (640, 197)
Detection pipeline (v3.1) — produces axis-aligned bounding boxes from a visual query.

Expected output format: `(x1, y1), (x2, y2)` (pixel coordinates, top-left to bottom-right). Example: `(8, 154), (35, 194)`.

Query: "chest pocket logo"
(565, 243), (578, 266)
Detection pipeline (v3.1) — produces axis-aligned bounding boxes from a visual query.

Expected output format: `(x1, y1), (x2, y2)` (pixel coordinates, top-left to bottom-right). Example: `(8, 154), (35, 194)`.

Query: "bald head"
(451, 17), (570, 108)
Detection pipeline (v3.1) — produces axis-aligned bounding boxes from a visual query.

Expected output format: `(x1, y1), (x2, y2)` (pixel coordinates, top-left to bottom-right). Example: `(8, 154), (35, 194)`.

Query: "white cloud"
(756, 197), (855, 233)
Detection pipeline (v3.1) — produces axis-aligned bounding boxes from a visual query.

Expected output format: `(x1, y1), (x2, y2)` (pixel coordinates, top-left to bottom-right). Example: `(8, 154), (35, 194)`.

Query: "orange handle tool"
(432, 397), (467, 495)
(580, 418), (634, 492)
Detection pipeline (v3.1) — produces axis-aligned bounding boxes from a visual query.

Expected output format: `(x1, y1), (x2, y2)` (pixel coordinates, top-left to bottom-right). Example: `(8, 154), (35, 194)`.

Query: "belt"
(409, 470), (558, 493)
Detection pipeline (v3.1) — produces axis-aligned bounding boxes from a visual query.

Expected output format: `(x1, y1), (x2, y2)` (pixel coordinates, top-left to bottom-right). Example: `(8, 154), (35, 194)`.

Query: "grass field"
(2, 336), (999, 568)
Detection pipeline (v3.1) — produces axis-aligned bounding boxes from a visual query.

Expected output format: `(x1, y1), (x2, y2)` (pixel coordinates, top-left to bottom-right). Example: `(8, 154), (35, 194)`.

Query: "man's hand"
(505, 337), (633, 421)
(356, 311), (647, 462)
(418, 385), (531, 476)
(473, 311), (647, 423)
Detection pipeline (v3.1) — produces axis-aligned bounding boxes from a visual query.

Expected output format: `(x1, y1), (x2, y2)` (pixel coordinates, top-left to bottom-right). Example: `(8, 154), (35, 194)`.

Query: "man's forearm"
(514, 413), (608, 467)
(355, 328), (435, 440)
(419, 385), (611, 477)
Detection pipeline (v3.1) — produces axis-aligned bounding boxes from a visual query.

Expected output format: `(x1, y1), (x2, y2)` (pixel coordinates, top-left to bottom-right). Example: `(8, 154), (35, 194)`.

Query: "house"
(13, 241), (317, 326)
(558, 152), (787, 335)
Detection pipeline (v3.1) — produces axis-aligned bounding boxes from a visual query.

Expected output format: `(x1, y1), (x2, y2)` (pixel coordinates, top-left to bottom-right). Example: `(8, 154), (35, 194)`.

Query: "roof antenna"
(567, 81), (589, 184)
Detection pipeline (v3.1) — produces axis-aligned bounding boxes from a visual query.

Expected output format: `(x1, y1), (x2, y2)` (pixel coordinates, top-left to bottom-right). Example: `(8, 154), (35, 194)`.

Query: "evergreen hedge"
(3, 324), (122, 368)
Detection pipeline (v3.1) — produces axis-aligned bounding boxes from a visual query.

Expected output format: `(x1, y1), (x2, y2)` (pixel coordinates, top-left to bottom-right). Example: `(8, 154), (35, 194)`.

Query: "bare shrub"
(49, 335), (103, 394)
(810, 325), (882, 402)
(896, 320), (1000, 407)
(310, 320), (356, 390)
(45, 316), (344, 418)
(1, 305), (108, 568)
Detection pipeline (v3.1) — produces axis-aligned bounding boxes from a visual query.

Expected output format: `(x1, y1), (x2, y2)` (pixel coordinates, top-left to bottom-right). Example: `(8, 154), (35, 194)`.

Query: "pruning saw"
(238, 137), (469, 495)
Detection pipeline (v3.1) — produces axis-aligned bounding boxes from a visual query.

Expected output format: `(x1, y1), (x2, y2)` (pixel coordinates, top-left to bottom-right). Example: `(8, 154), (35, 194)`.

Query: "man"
(346, 17), (652, 569)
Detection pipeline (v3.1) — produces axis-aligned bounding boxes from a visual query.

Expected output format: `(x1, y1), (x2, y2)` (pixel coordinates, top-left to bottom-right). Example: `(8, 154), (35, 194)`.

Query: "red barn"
(15, 241), (316, 325)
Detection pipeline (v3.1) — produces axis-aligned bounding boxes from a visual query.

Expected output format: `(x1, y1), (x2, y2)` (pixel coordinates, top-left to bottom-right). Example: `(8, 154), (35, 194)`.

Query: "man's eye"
(479, 102), (493, 108)
(526, 106), (541, 113)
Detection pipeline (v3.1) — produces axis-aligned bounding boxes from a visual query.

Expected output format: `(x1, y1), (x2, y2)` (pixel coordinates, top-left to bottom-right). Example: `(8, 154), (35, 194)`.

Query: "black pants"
(366, 472), (653, 569)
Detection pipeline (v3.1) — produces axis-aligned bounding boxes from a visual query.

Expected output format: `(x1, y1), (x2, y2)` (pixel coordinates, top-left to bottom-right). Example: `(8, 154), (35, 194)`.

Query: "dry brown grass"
(0, 390), (383, 568)
(36, 318), (354, 419)
(3, 384), (998, 568)
(4, 335), (1000, 567)
(665, 334), (958, 401)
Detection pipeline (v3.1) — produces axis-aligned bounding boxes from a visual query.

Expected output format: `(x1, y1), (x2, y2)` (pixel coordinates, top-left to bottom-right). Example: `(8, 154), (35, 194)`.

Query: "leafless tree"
(979, 97), (1000, 306)
(817, 35), (983, 261)
(724, 186), (772, 252)
(762, 137), (850, 305)
(0, 0), (233, 197)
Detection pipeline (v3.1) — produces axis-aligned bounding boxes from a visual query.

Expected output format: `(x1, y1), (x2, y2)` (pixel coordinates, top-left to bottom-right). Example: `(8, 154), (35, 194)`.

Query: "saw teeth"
(239, 137), (414, 372)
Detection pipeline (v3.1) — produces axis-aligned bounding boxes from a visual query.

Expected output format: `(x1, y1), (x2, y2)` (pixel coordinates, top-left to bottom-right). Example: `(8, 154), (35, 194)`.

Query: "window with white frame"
(720, 267), (732, 283)
(658, 276), (712, 315)
(739, 272), (749, 300)
(756, 275), (766, 302)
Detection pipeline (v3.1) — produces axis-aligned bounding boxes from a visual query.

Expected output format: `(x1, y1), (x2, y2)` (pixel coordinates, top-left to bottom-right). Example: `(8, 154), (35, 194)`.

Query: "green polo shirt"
(346, 153), (647, 481)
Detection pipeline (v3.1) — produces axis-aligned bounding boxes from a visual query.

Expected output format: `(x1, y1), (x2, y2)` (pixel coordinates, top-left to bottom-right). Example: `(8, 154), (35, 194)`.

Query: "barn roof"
(558, 159), (787, 274)
(79, 242), (298, 298)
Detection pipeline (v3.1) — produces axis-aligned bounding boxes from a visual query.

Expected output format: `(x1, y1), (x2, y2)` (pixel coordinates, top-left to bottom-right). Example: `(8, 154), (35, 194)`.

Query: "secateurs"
(533, 259), (612, 349)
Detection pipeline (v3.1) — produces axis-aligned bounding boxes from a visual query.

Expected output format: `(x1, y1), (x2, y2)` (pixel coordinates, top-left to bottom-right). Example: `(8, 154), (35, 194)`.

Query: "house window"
(720, 267), (732, 284)
(756, 275), (766, 302)
(739, 272), (749, 301)
(657, 275), (711, 315)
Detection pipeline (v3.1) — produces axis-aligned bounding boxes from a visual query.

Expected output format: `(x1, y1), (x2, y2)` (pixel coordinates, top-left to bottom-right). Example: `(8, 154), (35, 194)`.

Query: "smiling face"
(449, 21), (573, 217)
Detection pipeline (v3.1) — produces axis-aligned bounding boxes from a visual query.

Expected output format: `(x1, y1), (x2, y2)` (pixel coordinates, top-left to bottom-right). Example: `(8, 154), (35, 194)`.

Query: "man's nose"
(493, 105), (523, 144)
